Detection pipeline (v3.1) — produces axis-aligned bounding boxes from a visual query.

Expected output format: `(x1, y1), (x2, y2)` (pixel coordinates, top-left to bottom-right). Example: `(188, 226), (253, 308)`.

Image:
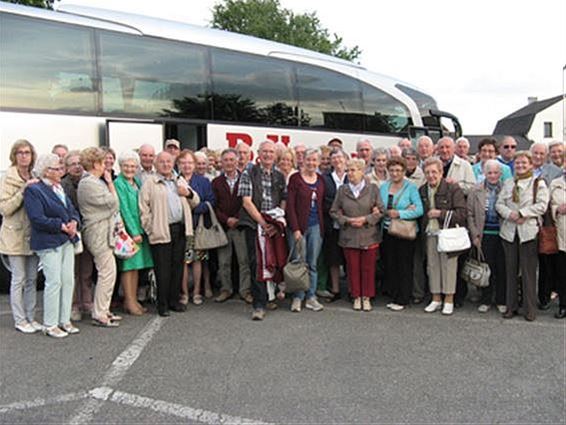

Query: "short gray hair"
(402, 147), (418, 158)
(483, 159), (501, 173)
(356, 139), (372, 151)
(118, 150), (140, 166)
(417, 136), (433, 147)
(304, 148), (320, 160)
(33, 153), (60, 178)
(456, 137), (470, 147)
(373, 147), (389, 159)
(530, 142), (548, 153)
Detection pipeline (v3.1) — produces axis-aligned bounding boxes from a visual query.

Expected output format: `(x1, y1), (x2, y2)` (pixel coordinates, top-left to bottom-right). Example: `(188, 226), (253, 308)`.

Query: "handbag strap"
(442, 210), (453, 229)
(474, 245), (486, 262)
(286, 238), (304, 263)
(198, 201), (219, 228)
(391, 182), (409, 209)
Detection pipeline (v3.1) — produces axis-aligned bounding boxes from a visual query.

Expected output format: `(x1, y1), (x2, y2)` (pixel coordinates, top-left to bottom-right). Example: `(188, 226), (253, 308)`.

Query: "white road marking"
(67, 316), (165, 425)
(108, 390), (273, 425)
(0, 391), (88, 414)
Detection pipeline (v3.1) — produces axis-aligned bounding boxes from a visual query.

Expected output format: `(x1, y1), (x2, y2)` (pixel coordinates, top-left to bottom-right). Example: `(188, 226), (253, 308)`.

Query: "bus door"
(163, 121), (207, 151)
(106, 119), (164, 154)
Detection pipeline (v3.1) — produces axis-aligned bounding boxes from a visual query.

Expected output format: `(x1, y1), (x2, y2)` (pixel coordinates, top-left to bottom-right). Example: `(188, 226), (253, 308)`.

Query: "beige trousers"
(426, 235), (458, 295)
(92, 249), (117, 320)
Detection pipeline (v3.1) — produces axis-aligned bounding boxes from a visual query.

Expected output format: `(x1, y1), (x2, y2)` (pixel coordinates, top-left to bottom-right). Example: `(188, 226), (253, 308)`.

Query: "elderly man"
(139, 151), (200, 317)
(137, 144), (156, 184)
(356, 139), (373, 173)
(530, 142), (562, 310)
(236, 142), (253, 173)
(417, 136), (434, 167)
(497, 136), (517, 173)
(212, 148), (252, 303)
(549, 140), (564, 167)
(238, 140), (286, 321)
(398, 138), (412, 150)
(455, 137), (472, 162)
(294, 143), (307, 170)
(164, 139), (181, 160)
(327, 138), (343, 149)
(472, 138), (512, 183)
(52, 144), (69, 160)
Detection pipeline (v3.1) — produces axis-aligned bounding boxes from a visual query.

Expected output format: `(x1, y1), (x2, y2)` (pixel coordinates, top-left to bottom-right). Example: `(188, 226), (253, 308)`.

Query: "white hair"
(530, 142), (548, 153)
(417, 136), (433, 146)
(483, 159), (501, 173)
(33, 153), (60, 178)
(194, 151), (208, 162)
(258, 140), (276, 152)
(118, 150), (140, 166)
(304, 148), (321, 159)
(456, 137), (470, 147)
(356, 139), (373, 151)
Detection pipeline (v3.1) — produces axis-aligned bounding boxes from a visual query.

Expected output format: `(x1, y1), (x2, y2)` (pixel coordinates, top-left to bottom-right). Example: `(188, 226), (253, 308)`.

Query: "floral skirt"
(184, 235), (209, 264)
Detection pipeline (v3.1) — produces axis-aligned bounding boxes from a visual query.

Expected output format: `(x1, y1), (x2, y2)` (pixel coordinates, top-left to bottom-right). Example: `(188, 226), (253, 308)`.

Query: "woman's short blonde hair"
(346, 158), (366, 171)
(80, 147), (106, 171)
(423, 157), (443, 172)
(514, 150), (533, 163)
(9, 139), (37, 168)
(278, 147), (296, 167)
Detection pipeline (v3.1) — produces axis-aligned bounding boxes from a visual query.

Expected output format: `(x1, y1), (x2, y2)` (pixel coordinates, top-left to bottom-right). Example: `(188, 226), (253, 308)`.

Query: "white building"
(494, 95), (565, 144)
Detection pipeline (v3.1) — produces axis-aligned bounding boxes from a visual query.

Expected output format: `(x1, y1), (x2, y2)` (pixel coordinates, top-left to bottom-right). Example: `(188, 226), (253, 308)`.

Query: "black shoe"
(158, 309), (170, 317)
(327, 292), (342, 303)
(555, 308), (566, 319)
(502, 310), (517, 319)
(170, 303), (187, 313)
(538, 302), (551, 311)
(454, 301), (464, 309)
(412, 297), (423, 305)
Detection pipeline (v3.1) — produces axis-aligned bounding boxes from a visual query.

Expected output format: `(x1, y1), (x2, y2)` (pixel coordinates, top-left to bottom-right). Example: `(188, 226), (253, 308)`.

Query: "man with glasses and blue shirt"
(497, 136), (517, 174)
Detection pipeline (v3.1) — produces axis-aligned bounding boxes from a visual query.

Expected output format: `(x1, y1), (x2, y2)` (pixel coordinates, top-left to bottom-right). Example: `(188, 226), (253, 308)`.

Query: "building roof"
(493, 95), (563, 136)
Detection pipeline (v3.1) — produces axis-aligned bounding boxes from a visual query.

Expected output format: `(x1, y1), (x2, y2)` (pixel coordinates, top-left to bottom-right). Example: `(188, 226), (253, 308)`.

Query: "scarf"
(512, 170), (533, 203)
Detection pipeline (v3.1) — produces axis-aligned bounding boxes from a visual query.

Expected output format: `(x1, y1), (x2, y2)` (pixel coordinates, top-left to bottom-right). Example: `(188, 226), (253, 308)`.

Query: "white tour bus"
(0, 2), (462, 174)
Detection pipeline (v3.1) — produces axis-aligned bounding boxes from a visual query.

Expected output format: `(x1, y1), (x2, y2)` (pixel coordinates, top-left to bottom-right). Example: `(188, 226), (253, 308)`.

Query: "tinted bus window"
(0, 13), (96, 112)
(98, 32), (209, 118)
(210, 49), (296, 125)
(296, 65), (364, 131)
(362, 83), (412, 134)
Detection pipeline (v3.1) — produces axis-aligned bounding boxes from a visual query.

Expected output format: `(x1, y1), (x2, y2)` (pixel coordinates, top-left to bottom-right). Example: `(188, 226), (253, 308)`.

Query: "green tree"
(211, 0), (361, 62)
(3, 0), (52, 8)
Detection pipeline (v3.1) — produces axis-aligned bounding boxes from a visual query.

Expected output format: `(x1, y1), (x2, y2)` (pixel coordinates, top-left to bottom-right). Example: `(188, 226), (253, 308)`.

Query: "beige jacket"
(406, 166), (425, 187)
(549, 177), (566, 253)
(496, 176), (549, 243)
(139, 174), (200, 245)
(77, 174), (119, 257)
(447, 155), (476, 196)
(0, 166), (33, 256)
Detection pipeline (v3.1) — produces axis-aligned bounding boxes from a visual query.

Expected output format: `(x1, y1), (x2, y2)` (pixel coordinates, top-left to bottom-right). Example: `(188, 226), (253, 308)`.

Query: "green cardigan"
(114, 174), (144, 238)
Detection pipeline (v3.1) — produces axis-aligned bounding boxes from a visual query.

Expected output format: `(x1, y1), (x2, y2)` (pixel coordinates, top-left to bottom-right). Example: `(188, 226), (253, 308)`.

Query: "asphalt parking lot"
(0, 293), (564, 424)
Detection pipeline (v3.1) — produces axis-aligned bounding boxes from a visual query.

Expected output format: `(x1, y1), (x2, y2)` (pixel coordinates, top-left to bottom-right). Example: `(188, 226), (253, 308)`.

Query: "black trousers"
(537, 253), (559, 305)
(557, 251), (566, 309)
(150, 223), (185, 313)
(454, 250), (470, 305)
(244, 226), (267, 310)
(502, 236), (538, 317)
(382, 231), (415, 306)
(480, 234), (506, 306)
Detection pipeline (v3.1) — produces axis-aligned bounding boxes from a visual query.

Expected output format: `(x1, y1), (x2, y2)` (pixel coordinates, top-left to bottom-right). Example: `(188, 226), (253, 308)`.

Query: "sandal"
(92, 318), (119, 327)
(193, 294), (203, 305)
(107, 313), (123, 321)
(179, 294), (189, 305)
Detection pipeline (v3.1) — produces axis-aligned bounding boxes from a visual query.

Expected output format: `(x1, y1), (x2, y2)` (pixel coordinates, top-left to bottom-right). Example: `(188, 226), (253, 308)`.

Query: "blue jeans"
(37, 242), (75, 327)
(292, 225), (322, 301)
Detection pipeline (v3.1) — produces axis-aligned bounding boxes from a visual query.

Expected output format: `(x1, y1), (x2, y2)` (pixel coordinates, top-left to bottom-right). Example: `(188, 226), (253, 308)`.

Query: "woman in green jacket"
(114, 151), (154, 315)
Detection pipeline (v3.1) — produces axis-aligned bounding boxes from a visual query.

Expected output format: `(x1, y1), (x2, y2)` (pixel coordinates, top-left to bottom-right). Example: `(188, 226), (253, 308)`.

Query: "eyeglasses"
(503, 145), (517, 149)
(48, 167), (64, 172)
(16, 151), (32, 156)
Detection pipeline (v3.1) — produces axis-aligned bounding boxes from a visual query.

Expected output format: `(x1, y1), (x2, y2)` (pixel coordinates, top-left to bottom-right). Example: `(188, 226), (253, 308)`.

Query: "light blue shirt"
(158, 175), (183, 224)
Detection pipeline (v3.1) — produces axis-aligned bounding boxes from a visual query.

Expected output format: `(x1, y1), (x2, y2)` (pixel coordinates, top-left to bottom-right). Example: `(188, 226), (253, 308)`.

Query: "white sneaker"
(60, 323), (80, 335)
(478, 304), (490, 313)
(15, 321), (36, 334)
(291, 298), (302, 312)
(387, 303), (405, 311)
(424, 301), (442, 313)
(305, 298), (324, 312)
(71, 309), (82, 322)
(497, 305), (507, 314)
(29, 320), (43, 332)
(43, 326), (68, 338)
(442, 303), (454, 315)
(362, 297), (372, 312)
(353, 297), (362, 311)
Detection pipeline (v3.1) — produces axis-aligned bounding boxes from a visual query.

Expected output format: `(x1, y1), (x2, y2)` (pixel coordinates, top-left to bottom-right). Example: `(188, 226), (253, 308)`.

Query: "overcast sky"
(56, 0), (566, 135)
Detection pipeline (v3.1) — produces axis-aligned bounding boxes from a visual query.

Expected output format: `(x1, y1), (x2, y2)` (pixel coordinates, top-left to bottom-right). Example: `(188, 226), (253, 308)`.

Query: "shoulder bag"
(113, 213), (139, 259)
(386, 183), (417, 240)
(461, 246), (491, 288)
(283, 239), (310, 293)
(437, 210), (471, 253)
(194, 202), (228, 250)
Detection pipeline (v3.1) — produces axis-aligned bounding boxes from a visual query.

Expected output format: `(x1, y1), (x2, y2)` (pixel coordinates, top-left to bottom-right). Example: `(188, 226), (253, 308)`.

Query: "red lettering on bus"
(226, 133), (252, 148)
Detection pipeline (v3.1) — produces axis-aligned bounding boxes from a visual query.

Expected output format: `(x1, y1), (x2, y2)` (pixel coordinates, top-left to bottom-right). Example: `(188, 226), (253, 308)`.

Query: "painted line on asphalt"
(67, 316), (166, 425)
(0, 391), (88, 414)
(108, 389), (273, 425)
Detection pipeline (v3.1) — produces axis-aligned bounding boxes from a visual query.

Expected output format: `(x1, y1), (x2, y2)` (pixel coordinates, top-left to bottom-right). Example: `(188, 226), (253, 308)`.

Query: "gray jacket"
(329, 179), (384, 249)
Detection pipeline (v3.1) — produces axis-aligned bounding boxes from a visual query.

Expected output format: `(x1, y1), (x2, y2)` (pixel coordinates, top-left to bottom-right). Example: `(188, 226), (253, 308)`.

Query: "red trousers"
(343, 247), (378, 298)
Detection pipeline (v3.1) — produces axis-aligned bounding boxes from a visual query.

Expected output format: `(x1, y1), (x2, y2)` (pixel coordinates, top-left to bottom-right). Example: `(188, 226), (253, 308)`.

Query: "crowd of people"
(0, 134), (565, 337)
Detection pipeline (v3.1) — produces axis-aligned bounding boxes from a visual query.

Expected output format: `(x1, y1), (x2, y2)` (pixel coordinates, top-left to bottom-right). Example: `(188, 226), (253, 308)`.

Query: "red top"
(212, 173), (242, 229)
(286, 172), (325, 234)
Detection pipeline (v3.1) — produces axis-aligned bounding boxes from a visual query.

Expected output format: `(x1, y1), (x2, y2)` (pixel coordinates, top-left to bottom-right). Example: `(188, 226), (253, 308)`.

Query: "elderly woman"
(286, 148), (326, 313)
(550, 168), (566, 318)
(321, 148), (349, 300)
(496, 151), (549, 321)
(467, 160), (507, 313)
(177, 150), (215, 305)
(114, 151), (154, 315)
(402, 148), (425, 187)
(380, 157), (423, 311)
(0, 140), (42, 334)
(419, 157), (467, 316)
(24, 154), (81, 338)
(77, 147), (121, 327)
(194, 151), (214, 181)
(139, 151), (200, 316)
(330, 158), (384, 311)
(368, 147), (388, 187)
(277, 147), (298, 185)
(101, 147), (117, 180)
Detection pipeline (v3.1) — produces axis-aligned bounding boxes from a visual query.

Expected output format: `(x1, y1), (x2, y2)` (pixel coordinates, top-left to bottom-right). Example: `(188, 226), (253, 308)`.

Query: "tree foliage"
(3, 0), (52, 9)
(211, 0), (361, 62)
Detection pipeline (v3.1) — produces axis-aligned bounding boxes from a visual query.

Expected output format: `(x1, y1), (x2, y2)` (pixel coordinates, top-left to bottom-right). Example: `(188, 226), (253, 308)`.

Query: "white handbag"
(437, 211), (470, 253)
